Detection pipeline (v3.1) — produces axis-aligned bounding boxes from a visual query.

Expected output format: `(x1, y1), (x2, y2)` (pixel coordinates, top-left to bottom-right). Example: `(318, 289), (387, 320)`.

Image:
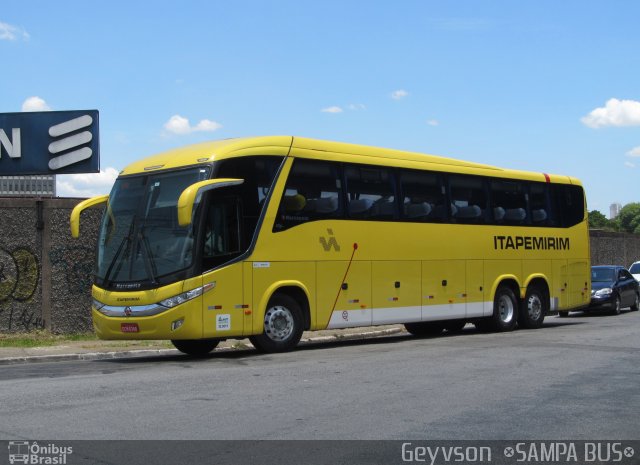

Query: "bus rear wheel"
(172, 338), (220, 356)
(489, 286), (518, 331)
(404, 322), (444, 337)
(519, 284), (547, 329)
(250, 293), (304, 353)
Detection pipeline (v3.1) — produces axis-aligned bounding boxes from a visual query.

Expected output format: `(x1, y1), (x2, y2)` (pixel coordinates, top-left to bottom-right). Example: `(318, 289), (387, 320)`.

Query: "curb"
(0, 327), (405, 365)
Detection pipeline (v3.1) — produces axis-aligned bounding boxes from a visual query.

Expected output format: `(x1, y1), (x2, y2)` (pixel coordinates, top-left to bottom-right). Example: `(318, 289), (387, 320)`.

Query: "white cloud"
(56, 167), (119, 198)
(626, 146), (640, 157)
(22, 96), (51, 112)
(391, 90), (409, 100)
(163, 114), (222, 135)
(426, 119), (439, 126)
(624, 161), (636, 169)
(321, 106), (343, 113)
(581, 98), (640, 128)
(0, 21), (29, 41)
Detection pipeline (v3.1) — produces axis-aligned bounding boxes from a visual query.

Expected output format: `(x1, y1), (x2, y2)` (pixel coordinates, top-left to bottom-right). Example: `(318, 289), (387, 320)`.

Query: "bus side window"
(202, 196), (242, 270)
(399, 170), (445, 222)
(529, 182), (549, 226)
(345, 165), (396, 220)
(552, 184), (585, 228)
(273, 159), (343, 231)
(449, 175), (487, 224)
(490, 180), (527, 225)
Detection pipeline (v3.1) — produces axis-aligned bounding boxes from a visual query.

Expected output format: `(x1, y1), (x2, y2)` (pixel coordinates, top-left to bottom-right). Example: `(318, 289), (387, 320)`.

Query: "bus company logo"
(8, 441), (73, 464)
(319, 229), (341, 252)
(124, 306), (132, 317)
(493, 235), (570, 251)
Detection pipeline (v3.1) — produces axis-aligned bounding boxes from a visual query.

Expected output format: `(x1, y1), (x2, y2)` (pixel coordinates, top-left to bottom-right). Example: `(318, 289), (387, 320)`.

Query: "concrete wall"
(589, 229), (640, 267)
(0, 198), (102, 333)
(1, 200), (639, 334)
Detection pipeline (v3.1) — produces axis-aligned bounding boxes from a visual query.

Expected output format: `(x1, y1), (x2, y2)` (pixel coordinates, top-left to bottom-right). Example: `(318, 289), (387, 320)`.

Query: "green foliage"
(588, 210), (612, 229)
(616, 203), (640, 234)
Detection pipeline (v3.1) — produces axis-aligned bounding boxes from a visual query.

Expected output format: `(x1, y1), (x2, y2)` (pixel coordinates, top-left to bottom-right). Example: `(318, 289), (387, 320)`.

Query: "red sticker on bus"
(121, 323), (139, 333)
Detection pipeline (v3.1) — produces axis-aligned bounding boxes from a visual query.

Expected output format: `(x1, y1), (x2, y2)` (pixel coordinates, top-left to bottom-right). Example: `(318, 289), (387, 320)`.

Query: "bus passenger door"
(318, 261), (371, 329)
(422, 260), (466, 321)
(201, 265), (245, 338)
(372, 261), (421, 325)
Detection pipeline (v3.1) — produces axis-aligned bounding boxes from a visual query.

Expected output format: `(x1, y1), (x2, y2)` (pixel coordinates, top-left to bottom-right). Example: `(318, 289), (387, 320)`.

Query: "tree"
(588, 210), (612, 229)
(616, 203), (640, 234)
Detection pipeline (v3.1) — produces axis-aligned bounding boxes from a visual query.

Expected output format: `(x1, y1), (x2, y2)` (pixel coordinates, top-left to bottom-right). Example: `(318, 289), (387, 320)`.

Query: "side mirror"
(70, 194), (109, 238)
(177, 178), (244, 227)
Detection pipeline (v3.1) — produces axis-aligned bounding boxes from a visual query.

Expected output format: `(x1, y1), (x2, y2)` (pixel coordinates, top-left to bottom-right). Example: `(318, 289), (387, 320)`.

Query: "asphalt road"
(1, 309), (639, 442)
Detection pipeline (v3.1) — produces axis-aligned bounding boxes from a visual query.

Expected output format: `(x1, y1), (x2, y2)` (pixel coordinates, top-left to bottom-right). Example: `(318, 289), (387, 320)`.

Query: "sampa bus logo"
(319, 229), (340, 252)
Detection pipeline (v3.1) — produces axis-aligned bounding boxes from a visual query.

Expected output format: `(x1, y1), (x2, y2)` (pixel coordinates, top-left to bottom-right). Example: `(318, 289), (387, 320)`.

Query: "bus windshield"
(96, 167), (210, 287)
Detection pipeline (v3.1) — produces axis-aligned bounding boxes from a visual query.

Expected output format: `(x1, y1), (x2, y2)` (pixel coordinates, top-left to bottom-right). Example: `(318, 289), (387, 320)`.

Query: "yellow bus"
(71, 136), (590, 355)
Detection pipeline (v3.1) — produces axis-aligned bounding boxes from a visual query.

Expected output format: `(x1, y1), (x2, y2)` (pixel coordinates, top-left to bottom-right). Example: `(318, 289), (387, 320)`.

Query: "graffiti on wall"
(49, 245), (95, 294)
(0, 246), (43, 331)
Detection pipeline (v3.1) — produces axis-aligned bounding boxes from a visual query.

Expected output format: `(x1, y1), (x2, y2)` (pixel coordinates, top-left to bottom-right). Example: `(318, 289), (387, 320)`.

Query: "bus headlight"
(159, 282), (215, 308)
(594, 288), (612, 297)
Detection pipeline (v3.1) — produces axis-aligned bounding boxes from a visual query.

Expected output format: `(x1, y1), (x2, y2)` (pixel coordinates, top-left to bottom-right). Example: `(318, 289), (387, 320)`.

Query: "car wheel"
(631, 293), (640, 312)
(171, 338), (220, 356)
(519, 284), (547, 329)
(612, 294), (621, 315)
(404, 322), (444, 336)
(249, 293), (304, 353)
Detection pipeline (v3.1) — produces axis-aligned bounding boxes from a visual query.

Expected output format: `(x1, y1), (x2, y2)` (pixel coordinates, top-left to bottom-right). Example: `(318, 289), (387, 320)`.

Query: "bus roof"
(118, 135), (579, 185)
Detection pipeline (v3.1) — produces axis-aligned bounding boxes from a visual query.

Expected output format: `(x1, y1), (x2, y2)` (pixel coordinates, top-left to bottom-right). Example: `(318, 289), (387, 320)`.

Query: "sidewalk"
(0, 325), (406, 365)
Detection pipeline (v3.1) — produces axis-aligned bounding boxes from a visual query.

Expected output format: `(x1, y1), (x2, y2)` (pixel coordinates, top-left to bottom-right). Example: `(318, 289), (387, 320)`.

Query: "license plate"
(121, 323), (139, 333)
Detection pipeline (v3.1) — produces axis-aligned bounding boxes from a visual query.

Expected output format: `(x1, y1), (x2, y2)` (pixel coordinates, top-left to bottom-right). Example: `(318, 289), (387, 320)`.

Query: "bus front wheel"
(172, 338), (220, 356)
(250, 293), (304, 353)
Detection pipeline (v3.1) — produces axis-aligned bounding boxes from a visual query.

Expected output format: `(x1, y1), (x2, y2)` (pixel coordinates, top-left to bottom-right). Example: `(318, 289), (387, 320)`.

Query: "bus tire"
(519, 284), (547, 329)
(443, 319), (466, 333)
(490, 286), (518, 331)
(171, 338), (219, 356)
(250, 293), (304, 353)
(404, 322), (444, 337)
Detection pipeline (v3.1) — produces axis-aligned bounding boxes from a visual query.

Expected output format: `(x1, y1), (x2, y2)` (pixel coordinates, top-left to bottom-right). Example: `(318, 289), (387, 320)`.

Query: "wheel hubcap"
(264, 305), (294, 341)
(498, 295), (514, 323)
(527, 294), (542, 320)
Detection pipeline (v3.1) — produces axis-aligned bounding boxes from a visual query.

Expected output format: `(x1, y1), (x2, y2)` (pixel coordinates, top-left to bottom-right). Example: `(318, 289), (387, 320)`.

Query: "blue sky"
(2, 1), (640, 216)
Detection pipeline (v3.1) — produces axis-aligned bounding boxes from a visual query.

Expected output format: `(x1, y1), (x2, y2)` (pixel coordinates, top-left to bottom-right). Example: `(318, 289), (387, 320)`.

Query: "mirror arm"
(70, 194), (109, 238)
(177, 178), (244, 227)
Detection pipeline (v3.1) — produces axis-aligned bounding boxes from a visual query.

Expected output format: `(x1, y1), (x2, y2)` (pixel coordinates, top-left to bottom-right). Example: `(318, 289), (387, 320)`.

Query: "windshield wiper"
(103, 221), (135, 287)
(138, 227), (158, 285)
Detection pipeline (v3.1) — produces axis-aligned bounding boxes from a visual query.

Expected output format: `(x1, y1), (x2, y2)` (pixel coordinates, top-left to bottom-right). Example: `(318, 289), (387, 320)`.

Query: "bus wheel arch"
(519, 278), (549, 329)
(478, 278), (520, 332)
(250, 285), (309, 353)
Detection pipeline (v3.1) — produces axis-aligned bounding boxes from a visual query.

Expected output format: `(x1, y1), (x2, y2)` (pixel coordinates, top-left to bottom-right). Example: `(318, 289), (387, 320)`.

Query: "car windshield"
(630, 263), (640, 274)
(591, 267), (616, 283)
(96, 167), (210, 286)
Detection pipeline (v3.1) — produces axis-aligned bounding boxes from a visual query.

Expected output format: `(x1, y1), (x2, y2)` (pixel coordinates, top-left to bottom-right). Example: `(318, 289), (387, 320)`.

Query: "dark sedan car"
(590, 265), (640, 314)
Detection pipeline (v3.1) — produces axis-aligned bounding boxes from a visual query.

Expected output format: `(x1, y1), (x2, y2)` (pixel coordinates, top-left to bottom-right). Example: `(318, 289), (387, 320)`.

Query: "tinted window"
(399, 170), (445, 222)
(345, 165), (396, 220)
(449, 176), (487, 223)
(529, 182), (550, 226)
(274, 159), (343, 231)
(552, 184), (585, 228)
(490, 180), (527, 225)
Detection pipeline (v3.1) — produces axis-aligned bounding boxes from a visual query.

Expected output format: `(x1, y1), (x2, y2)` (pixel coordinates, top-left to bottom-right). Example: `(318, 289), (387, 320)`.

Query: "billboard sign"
(0, 110), (99, 175)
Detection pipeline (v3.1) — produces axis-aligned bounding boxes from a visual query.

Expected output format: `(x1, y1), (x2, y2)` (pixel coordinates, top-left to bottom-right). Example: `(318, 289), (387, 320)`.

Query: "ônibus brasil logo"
(8, 441), (73, 464)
